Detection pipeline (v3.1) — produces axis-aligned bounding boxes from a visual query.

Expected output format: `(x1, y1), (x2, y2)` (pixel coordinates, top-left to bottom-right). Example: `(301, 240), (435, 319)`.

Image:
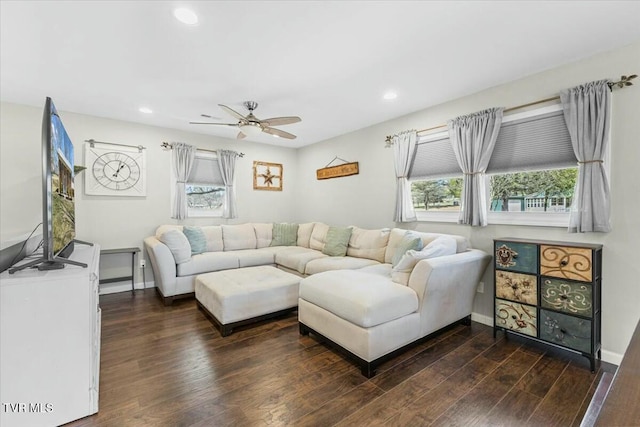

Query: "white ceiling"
(2, 1), (640, 147)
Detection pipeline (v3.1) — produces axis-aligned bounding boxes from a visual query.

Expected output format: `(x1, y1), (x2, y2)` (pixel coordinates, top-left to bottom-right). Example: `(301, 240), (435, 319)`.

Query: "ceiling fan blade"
(219, 104), (247, 121)
(189, 121), (238, 126)
(263, 127), (297, 140)
(237, 131), (246, 140)
(261, 116), (301, 126)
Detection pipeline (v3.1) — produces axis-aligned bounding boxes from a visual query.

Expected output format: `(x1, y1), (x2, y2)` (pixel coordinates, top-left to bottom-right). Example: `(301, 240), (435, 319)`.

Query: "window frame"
(182, 151), (226, 218)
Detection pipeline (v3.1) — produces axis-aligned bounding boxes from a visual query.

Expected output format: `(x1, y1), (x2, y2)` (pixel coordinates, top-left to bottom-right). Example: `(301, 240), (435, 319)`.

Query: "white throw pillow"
(391, 236), (457, 285)
(158, 229), (192, 264)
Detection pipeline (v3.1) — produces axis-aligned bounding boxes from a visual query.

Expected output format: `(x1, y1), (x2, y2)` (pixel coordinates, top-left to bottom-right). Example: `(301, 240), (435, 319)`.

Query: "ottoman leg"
(299, 323), (310, 336)
(361, 362), (376, 379)
(220, 324), (233, 337)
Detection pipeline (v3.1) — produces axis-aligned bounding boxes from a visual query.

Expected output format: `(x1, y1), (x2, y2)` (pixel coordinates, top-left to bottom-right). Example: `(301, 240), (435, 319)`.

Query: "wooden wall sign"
(316, 162), (359, 180)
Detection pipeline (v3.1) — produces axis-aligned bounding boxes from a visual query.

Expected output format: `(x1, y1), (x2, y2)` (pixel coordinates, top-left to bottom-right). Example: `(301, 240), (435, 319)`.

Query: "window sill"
(415, 211), (570, 228)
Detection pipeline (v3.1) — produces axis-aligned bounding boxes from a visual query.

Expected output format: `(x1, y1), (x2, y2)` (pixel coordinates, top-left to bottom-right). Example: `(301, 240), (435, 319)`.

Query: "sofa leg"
(361, 363), (376, 379)
(220, 324), (233, 337)
(163, 296), (174, 306)
(299, 323), (310, 336)
(460, 315), (471, 326)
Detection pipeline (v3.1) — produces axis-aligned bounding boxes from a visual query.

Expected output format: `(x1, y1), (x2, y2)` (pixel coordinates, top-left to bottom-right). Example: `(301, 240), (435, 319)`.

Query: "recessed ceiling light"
(139, 107), (153, 114)
(174, 8), (198, 25)
(383, 91), (398, 100)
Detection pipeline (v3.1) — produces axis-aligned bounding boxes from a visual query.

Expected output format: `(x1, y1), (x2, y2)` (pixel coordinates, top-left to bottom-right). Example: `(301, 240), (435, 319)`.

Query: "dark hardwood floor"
(67, 290), (614, 427)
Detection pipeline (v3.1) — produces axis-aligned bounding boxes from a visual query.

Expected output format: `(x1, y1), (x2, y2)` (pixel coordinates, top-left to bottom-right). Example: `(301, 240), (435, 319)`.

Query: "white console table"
(0, 244), (101, 427)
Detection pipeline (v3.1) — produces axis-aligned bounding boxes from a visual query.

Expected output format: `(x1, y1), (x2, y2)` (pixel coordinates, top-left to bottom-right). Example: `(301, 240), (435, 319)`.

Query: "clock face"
(92, 152), (141, 190)
(85, 144), (147, 196)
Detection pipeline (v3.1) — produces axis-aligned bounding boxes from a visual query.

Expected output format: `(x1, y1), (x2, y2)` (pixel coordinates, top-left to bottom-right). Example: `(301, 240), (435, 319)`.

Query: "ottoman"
(195, 266), (300, 336)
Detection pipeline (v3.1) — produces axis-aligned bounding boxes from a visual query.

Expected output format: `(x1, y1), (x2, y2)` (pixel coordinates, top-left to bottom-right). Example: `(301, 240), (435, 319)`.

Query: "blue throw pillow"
(183, 226), (207, 255)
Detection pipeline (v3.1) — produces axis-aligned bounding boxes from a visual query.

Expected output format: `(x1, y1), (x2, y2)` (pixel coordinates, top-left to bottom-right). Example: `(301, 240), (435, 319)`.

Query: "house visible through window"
(186, 153), (225, 217)
(408, 105), (580, 225)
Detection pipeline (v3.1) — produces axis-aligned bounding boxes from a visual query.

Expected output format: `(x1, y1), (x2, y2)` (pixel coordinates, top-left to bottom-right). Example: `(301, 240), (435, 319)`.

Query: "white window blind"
(486, 110), (576, 173)
(408, 134), (460, 180)
(187, 155), (224, 185)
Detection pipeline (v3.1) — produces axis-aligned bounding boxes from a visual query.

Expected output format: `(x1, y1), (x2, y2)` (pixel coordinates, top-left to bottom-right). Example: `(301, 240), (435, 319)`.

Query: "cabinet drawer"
(495, 299), (537, 337)
(540, 245), (593, 282)
(495, 271), (538, 305)
(539, 309), (591, 353)
(495, 241), (537, 274)
(541, 278), (593, 318)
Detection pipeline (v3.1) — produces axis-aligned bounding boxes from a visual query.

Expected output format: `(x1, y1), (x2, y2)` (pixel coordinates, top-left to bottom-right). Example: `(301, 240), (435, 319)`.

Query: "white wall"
(295, 42), (640, 363)
(0, 103), (298, 287)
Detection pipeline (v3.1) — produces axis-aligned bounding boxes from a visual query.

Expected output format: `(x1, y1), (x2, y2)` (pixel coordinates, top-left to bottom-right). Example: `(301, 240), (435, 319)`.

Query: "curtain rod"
(85, 139), (145, 151)
(160, 142), (245, 157)
(384, 73), (636, 144)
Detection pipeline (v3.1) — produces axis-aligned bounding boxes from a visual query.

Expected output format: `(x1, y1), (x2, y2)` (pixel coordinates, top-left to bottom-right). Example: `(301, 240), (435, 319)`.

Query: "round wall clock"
(84, 142), (147, 196)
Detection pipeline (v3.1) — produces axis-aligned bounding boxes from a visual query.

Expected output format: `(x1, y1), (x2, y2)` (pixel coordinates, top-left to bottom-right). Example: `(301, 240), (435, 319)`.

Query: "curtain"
(217, 150), (240, 219)
(448, 107), (504, 226)
(171, 143), (196, 219)
(392, 130), (418, 222)
(560, 80), (611, 233)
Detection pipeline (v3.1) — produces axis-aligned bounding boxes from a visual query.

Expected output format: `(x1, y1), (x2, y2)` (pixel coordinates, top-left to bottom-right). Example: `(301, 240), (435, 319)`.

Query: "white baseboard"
(471, 311), (622, 366)
(99, 280), (155, 295)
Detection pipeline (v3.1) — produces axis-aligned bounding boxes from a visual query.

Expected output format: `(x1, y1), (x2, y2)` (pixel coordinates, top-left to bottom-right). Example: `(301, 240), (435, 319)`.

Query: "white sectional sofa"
(144, 222), (491, 376)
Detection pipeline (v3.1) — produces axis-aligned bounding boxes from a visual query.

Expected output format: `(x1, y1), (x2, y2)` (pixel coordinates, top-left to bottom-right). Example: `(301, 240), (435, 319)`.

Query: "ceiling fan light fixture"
(239, 123), (262, 136)
(383, 91), (398, 100)
(173, 8), (198, 25)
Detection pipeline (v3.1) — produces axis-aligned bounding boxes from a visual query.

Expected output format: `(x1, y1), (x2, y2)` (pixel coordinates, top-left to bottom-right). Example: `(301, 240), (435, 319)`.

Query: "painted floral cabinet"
(493, 238), (602, 371)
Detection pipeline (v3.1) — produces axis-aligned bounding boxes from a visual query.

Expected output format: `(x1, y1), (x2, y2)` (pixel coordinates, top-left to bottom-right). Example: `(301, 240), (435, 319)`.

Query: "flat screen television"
(9, 97), (89, 273)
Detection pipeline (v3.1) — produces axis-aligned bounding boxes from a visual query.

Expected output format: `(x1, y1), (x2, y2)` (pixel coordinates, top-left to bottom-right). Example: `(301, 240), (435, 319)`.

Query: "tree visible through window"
(412, 178), (462, 211)
(186, 184), (225, 217)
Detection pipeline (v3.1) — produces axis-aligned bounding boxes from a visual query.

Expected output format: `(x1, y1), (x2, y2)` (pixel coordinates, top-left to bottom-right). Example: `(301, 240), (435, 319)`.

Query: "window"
(186, 154), (225, 217)
(408, 105), (580, 226)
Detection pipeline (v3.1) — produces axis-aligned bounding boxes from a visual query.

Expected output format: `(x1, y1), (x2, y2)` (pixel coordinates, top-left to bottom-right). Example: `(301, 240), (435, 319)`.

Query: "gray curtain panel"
(171, 143), (196, 219)
(392, 130), (418, 222)
(217, 150), (240, 219)
(448, 107), (504, 226)
(560, 79), (612, 233)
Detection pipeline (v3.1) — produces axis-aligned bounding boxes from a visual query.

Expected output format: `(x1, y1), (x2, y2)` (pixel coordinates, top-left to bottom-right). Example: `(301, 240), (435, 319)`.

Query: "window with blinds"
(408, 105), (579, 220)
(186, 154), (225, 217)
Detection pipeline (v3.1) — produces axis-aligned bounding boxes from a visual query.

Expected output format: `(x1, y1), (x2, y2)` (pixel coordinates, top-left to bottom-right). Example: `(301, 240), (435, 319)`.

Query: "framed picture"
(84, 142), (147, 196)
(253, 161), (282, 191)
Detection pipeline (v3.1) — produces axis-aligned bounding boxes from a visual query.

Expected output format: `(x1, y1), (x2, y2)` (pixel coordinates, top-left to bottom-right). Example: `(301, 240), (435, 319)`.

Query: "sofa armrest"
(144, 236), (178, 297)
(408, 249), (491, 336)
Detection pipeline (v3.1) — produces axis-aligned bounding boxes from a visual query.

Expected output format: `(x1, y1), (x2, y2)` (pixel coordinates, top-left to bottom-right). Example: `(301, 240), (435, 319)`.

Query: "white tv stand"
(1, 244), (101, 426)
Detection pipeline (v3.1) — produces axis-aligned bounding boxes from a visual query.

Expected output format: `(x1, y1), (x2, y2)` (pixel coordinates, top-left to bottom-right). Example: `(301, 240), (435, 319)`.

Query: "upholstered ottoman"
(298, 270), (420, 377)
(195, 266), (300, 336)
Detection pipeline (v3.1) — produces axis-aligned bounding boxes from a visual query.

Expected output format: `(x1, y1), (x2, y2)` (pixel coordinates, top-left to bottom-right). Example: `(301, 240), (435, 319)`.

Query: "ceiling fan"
(190, 101), (301, 140)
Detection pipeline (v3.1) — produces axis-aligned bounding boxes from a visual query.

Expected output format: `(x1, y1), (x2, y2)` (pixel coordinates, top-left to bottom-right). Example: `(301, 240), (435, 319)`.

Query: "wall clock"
(84, 142), (147, 196)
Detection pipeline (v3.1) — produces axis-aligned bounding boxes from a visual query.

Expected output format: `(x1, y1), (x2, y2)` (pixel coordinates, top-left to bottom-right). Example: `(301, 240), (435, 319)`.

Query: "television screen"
(48, 99), (76, 257)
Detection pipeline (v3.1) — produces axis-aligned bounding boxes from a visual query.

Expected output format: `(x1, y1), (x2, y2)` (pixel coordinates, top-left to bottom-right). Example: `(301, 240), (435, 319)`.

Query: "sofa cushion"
(299, 270), (419, 328)
(297, 222), (315, 248)
(309, 223), (329, 251)
(384, 228), (470, 263)
(304, 256), (379, 275)
(270, 223), (299, 247)
(322, 226), (352, 257)
(183, 226), (207, 255)
(275, 247), (327, 274)
(253, 223), (273, 249)
(391, 232), (424, 267)
(176, 251), (239, 276)
(235, 248), (277, 268)
(346, 227), (390, 263)
(222, 224), (257, 251)
(358, 263), (393, 278)
(201, 226), (224, 252)
(158, 229), (191, 264)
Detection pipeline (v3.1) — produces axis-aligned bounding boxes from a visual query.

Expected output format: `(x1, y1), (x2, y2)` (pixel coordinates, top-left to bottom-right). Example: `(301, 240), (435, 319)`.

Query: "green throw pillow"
(182, 226), (207, 255)
(270, 223), (299, 246)
(322, 226), (353, 257)
(392, 232), (424, 267)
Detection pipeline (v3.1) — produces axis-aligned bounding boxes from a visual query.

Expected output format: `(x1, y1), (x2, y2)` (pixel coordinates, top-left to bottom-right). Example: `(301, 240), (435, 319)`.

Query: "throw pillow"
(270, 223), (299, 246)
(393, 236), (458, 273)
(158, 229), (191, 264)
(391, 232), (424, 268)
(182, 226), (207, 255)
(322, 227), (353, 257)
